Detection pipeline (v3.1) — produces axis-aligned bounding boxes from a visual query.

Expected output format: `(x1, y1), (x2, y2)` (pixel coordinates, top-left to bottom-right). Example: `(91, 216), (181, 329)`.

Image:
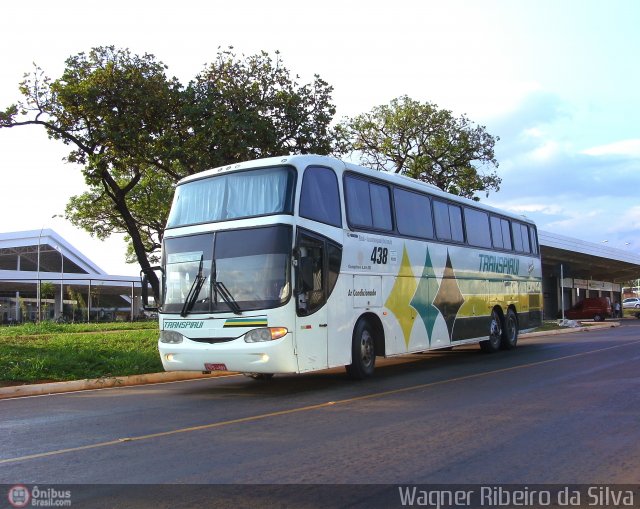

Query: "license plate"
(204, 363), (228, 371)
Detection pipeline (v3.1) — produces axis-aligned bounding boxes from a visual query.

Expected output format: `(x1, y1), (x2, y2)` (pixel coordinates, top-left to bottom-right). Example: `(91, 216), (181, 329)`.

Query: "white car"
(622, 297), (640, 309)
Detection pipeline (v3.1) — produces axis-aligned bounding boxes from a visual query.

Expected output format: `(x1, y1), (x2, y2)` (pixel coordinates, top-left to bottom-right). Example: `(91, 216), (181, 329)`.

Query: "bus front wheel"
(243, 373), (274, 380)
(346, 319), (376, 379)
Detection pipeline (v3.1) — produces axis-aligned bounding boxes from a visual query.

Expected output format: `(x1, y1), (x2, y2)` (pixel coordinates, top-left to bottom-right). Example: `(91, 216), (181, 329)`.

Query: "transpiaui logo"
(164, 321), (204, 329)
(478, 254), (520, 275)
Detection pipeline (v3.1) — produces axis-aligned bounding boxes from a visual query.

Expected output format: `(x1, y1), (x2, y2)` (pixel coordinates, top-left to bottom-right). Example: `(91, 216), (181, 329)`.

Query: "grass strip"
(0, 321), (157, 338)
(0, 329), (162, 384)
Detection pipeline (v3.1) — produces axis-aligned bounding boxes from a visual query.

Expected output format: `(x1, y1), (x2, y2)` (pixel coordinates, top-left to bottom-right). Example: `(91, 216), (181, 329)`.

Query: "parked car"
(622, 297), (640, 309)
(563, 297), (611, 322)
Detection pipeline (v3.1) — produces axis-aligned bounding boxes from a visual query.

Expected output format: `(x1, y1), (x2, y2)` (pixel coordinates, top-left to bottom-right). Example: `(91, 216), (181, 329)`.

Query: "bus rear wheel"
(480, 310), (502, 353)
(500, 309), (518, 350)
(346, 319), (376, 379)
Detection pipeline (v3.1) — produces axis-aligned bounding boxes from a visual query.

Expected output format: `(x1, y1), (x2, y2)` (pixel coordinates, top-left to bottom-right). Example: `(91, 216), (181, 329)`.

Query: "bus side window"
(434, 200), (464, 243)
(300, 166), (342, 227)
(529, 226), (539, 254)
(490, 216), (504, 249)
(449, 205), (464, 242)
(344, 174), (392, 232)
(521, 224), (531, 253)
(512, 221), (524, 252)
(464, 207), (491, 248)
(345, 176), (373, 228)
(394, 187), (434, 239)
(433, 200), (452, 240)
(501, 219), (513, 250)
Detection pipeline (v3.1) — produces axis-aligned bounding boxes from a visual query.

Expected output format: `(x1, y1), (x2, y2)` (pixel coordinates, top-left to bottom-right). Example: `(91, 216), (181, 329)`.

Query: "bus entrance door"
(295, 232), (329, 372)
(295, 305), (328, 372)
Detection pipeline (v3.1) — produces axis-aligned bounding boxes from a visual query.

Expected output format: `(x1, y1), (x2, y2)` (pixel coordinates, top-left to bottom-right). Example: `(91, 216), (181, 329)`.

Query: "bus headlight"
(244, 327), (288, 343)
(160, 330), (184, 344)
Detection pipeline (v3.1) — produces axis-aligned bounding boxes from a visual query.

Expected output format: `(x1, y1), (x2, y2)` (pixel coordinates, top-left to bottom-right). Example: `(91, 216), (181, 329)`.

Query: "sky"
(1, 0), (639, 276)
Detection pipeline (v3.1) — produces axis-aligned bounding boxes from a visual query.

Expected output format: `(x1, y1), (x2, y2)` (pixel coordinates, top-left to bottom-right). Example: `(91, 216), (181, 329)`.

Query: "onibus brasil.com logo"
(7, 485), (72, 507)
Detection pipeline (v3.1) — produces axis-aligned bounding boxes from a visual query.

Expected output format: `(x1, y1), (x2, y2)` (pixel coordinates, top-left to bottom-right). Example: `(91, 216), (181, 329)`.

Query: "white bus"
(142, 155), (542, 379)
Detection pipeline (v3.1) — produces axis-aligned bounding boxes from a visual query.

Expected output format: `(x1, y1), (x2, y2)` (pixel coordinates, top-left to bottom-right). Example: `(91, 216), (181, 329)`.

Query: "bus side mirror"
(140, 267), (162, 311)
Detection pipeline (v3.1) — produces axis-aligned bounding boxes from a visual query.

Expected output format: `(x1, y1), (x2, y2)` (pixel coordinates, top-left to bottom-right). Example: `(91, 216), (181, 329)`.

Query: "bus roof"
(178, 154), (536, 226)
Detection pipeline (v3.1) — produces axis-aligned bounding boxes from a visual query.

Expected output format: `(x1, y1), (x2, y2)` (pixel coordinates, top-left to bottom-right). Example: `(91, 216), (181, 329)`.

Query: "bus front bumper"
(158, 333), (298, 374)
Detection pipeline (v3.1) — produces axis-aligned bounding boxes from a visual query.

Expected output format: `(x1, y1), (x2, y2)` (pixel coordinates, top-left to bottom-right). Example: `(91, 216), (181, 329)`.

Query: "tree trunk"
(101, 172), (161, 299)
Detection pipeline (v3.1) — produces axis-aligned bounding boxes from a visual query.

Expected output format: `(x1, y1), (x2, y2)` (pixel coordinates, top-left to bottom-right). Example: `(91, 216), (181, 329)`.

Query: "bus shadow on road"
(181, 344), (533, 399)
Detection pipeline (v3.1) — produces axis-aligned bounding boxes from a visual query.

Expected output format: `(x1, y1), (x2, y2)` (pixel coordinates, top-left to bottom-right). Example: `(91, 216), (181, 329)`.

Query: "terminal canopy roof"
(540, 231), (640, 282)
(0, 229), (139, 296)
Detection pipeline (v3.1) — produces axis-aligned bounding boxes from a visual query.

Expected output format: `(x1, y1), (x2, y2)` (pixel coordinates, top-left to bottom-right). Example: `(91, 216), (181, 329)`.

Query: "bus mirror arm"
(299, 257), (314, 293)
(140, 266), (163, 311)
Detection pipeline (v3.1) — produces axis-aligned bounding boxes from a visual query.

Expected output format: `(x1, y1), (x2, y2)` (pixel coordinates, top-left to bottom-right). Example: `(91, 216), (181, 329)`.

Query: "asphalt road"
(1, 322), (639, 507)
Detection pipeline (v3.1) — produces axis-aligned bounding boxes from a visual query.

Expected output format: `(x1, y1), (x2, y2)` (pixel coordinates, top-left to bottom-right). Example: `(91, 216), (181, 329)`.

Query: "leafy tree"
(178, 48), (339, 171)
(67, 286), (86, 323)
(40, 282), (55, 299)
(339, 95), (501, 199)
(0, 46), (182, 296)
(65, 169), (175, 265)
(39, 281), (55, 320)
(1, 46), (341, 298)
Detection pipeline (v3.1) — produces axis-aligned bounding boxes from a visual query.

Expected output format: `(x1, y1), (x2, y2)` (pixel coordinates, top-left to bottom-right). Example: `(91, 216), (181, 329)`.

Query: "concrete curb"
(0, 321), (622, 400)
(520, 321), (620, 338)
(0, 370), (236, 400)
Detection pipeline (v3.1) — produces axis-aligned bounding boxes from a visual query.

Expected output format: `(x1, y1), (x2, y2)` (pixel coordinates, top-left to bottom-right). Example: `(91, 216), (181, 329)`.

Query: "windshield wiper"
(214, 280), (242, 315)
(211, 232), (242, 315)
(180, 255), (206, 317)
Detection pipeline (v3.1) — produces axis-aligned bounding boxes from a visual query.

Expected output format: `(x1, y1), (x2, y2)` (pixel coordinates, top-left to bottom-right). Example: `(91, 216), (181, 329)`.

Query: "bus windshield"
(166, 166), (296, 228)
(162, 225), (292, 315)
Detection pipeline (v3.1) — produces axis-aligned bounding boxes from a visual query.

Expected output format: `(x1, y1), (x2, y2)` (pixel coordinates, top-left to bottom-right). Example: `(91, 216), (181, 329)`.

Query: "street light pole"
(55, 245), (64, 316)
(36, 227), (44, 322)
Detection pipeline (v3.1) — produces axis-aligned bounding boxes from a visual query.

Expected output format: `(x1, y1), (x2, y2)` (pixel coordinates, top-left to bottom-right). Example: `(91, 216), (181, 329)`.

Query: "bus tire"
(243, 373), (274, 380)
(480, 309), (502, 353)
(346, 319), (376, 379)
(501, 308), (518, 350)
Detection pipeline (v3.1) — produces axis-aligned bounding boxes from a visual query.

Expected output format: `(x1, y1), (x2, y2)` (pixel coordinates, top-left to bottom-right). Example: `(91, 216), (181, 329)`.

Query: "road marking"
(2, 339), (639, 466)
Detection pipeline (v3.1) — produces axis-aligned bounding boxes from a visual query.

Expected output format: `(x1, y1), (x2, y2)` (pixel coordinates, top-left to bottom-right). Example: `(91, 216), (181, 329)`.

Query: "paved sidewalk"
(0, 321), (621, 400)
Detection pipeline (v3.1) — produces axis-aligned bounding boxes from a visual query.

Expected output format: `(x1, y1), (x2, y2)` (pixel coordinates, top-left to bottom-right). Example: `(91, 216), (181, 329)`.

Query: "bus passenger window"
(345, 175), (392, 231)
(434, 200), (452, 240)
(501, 219), (513, 250)
(345, 176), (373, 227)
(521, 224), (531, 253)
(530, 226), (539, 254)
(300, 166), (342, 227)
(434, 201), (464, 242)
(490, 216), (504, 249)
(449, 205), (464, 242)
(513, 221), (531, 252)
(394, 188), (434, 239)
(464, 208), (491, 248)
(370, 183), (392, 230)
